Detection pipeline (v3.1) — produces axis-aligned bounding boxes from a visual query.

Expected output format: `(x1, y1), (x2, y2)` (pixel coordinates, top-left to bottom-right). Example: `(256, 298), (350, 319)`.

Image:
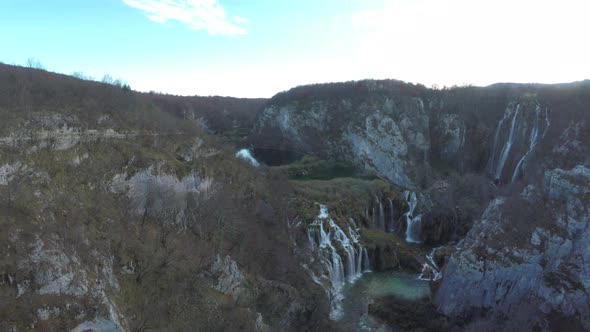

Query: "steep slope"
(0, 65), (332, 332)
(435, 166), (590, 330)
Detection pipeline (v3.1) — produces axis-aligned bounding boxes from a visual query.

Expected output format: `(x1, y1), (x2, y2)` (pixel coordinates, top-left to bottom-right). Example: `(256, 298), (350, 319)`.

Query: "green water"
(337, 271), (430, 331)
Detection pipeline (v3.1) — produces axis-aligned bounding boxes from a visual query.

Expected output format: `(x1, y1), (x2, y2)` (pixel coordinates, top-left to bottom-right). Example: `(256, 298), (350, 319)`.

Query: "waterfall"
(489, 103), (551, 184)
(371, 206), (376, 229)
(235, 149), (260, 167)
(487, 110), (509, 173)
(404, 191), (422, 243)
(378, 198), (385, 231)
(511, 106), (551, 183)
(418, 247), (442, 281)
(306, 204), (368, 319)
(494, 104), (521, 180)
(362, 247), (370, 272)
(388, 198), (395, 232)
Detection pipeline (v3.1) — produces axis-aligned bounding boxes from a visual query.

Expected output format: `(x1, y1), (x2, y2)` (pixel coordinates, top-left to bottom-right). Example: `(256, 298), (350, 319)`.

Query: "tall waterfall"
(494, 104), (521, 180)
(511, 106), (551, 183)
(488, 103), (551, 184)
(388, 198), (395, 232)
(404, 191), (422, 243)
(487, 110), (510, 174)
(306, 205), (368, 319)
(418, 247), (442, 281)
(378, 198), (385, 231)
(369, 196), (390, 232)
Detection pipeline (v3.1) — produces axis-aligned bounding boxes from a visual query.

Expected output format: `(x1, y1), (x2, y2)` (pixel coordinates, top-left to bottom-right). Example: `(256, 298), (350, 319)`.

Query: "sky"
(1, 0), (589, 98)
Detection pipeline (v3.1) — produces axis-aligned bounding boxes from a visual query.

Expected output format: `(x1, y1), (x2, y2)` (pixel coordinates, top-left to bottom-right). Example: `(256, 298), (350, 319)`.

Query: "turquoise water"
(336, 271), (430, 331)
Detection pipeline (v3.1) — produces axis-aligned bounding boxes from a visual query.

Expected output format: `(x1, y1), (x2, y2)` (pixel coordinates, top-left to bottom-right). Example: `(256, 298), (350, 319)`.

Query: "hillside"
(0, 64), (335, 331)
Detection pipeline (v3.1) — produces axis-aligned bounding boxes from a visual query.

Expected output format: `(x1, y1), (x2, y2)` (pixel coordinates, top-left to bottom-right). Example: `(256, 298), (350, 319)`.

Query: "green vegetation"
(274, 154), (378, 181)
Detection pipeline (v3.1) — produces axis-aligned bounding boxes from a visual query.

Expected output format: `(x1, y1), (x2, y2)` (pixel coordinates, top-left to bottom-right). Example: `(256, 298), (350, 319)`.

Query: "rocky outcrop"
(0, 113), (138, 150)
(5, 233), (125, 331)
(254, 81), (432, 189)
(210, 255), (244, 298)
(431, 113), (466, 164)
(110, 166), (214, 228)
(435, 166), (590, 330)
(343, 105), (429, 189)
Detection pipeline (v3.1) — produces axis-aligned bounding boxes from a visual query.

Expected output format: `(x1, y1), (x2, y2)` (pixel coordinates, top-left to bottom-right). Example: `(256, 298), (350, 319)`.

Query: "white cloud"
(350, 0), (590, 87)
(122, 0), (247, 35)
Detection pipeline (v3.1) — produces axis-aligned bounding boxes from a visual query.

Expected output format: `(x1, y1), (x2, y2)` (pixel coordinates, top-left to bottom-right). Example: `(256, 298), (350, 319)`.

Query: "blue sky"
(1, 0), (589, 97)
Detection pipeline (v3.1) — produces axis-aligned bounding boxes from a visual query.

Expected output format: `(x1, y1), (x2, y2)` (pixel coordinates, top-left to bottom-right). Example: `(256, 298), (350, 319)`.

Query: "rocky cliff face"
(431, 84), (590, 330)
(254, 81), (432, 189)
(435, 166), (590, 330)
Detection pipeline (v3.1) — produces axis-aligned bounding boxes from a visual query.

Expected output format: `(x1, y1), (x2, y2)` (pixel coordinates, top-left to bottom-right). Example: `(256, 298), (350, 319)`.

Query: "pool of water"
(336, 271), (430, 331)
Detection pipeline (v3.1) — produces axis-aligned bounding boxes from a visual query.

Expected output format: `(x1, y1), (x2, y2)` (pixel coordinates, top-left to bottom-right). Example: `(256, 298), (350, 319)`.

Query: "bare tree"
(25, 57), (44, 70)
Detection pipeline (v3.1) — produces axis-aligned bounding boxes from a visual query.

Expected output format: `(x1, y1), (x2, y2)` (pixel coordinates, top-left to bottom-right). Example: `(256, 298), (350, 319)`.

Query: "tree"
(25, 58), (44, 70)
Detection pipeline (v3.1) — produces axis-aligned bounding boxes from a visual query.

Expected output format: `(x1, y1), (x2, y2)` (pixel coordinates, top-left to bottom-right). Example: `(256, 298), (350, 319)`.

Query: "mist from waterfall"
(306, 205), (368, 320)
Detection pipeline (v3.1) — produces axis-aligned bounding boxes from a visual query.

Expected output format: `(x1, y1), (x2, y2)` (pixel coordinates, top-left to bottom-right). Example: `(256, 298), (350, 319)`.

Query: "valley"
(1, 64), (589, 331)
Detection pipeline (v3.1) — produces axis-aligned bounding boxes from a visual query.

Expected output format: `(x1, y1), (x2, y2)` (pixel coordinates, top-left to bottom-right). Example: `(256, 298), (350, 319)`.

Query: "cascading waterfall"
(418, 247), (442, 281)
(511, 106), (551, 183)
(404, 191), (422, 243)
(306, 204), (368, 319)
